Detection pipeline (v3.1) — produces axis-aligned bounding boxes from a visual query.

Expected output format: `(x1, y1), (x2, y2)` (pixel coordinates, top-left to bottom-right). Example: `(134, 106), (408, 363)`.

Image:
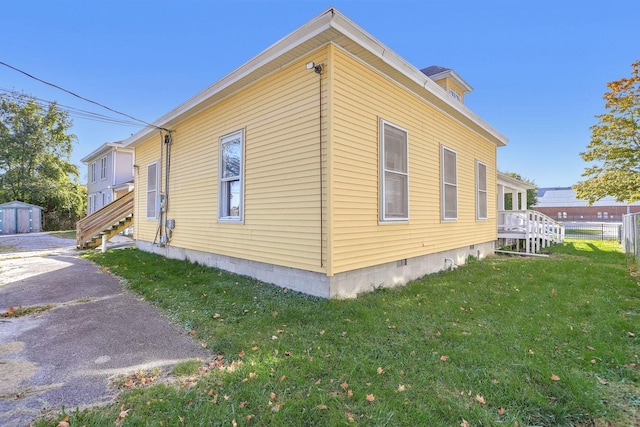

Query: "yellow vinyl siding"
(135, 51), (329, 272)
(329, 47), (496, 274)
(133, 137), (161, 242)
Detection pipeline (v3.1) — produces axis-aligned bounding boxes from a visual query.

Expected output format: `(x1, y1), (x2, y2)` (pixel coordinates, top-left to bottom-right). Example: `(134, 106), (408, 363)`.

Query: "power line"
(0, 60), (170, 132)
(0, 87), (144, 128)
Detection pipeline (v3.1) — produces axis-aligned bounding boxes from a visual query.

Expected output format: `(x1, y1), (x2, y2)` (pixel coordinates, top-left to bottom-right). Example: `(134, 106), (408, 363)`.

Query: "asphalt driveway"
(0, 233), (210, 426)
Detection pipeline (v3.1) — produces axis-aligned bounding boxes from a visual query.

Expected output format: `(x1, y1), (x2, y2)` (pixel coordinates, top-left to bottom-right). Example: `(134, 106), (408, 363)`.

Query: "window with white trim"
(100, 156), (107, 180)
(379, 119), (409, 221)
(476, 161), (488, 220)
(146, 162), (158, 219)
(449, 89), (461, 102)
(441, 146), (457, 220)
(218, 130), (244, 221)
(91, 162), (96, 183)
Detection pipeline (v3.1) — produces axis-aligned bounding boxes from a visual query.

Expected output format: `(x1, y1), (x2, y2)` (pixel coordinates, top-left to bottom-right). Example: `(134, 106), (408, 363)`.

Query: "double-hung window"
(91, 162), (96, 183)
(441, 146), (457, 220)
(476, 161), (488, 220)
(100, 156), (107, 180)
(146, 162), (158, 219)
(218, 130), (244, 222)
(380, 119), (409, 221)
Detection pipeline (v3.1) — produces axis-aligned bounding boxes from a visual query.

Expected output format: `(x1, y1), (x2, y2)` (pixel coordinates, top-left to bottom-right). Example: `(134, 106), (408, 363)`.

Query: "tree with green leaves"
(0, 92), (86, 230)
(574, 60), (640, 204)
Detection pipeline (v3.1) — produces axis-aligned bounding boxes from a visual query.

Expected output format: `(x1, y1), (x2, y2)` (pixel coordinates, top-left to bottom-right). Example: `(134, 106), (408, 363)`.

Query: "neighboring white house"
(81, 142), (134, 214)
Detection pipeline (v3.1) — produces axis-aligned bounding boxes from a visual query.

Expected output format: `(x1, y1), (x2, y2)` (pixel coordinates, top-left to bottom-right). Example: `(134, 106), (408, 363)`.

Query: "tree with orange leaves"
(574, 60), (640, 204)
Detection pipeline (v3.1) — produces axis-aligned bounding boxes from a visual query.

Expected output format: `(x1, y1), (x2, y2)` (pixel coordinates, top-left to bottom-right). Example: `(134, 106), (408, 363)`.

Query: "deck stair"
(498, 210), (565, 254)
(76, 191), (134, 249)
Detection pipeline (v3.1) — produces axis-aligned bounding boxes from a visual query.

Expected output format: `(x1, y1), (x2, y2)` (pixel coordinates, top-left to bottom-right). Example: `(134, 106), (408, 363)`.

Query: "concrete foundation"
(136, 240), (495, 299)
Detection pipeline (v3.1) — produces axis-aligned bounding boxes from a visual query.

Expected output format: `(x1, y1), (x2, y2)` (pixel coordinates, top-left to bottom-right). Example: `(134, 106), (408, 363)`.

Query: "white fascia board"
(497, 172), (536, 191)
(122, 7), (507, 149)
(80, 141), (126, 164)
(122, 8), (336, 148)
(328, 11), (507, 146)
(427, 69), (473, 94)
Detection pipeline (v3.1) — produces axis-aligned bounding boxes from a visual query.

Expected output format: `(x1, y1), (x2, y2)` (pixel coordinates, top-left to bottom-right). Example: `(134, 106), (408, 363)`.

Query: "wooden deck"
(76, 191), (134, 249)
(498, 210), (565, 254)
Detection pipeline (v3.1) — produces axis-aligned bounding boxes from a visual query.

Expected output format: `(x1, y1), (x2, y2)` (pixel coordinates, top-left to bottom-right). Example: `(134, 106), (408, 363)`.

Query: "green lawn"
(40, 241), (639, 426)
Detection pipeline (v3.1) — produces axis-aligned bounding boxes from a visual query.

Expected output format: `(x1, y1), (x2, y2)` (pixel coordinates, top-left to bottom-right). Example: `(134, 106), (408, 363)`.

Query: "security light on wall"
(306, 61), (324, 74)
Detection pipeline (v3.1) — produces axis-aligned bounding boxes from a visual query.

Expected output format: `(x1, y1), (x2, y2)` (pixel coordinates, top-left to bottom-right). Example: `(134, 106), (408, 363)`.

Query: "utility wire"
(0, 60), (169, 132)
(0, 87), (144, 128)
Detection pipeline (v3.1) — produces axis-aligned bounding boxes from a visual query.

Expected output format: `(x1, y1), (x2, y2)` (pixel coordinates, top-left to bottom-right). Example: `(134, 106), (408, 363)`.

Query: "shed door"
(17, 208), (33, 233)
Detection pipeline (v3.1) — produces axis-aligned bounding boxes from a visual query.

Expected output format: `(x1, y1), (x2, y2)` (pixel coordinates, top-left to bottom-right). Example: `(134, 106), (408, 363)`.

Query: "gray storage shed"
(0, 201), (43, 234)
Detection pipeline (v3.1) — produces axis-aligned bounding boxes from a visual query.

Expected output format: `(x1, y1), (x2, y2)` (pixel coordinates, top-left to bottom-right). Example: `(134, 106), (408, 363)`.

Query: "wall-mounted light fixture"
(306, 61), (324, 74)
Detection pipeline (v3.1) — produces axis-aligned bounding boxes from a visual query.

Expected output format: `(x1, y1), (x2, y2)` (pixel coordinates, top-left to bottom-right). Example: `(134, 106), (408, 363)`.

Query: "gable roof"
(534, 187), (640, 208)
(0, 200), (43, 209)
(122, 7), (507, 149)
(420, 65), (473, 94)
(498, 172), (536, 192)
(80, 141), (130, 164)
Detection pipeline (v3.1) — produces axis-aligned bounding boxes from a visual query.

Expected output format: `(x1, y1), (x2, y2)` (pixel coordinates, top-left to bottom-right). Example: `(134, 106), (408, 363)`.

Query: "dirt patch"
(0, 342), (41, 397)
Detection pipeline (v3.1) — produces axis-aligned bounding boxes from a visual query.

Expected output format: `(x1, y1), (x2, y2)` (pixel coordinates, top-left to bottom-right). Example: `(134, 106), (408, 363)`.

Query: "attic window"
(449, 89), (461, 102)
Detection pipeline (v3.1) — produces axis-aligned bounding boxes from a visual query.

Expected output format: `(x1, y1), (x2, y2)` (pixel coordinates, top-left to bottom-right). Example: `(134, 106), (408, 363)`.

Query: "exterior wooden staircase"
(76, 191), (134, 249)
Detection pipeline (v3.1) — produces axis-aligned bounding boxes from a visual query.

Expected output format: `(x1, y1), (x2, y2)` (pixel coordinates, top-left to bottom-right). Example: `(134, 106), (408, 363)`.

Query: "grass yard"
(42, 241), (639, 426)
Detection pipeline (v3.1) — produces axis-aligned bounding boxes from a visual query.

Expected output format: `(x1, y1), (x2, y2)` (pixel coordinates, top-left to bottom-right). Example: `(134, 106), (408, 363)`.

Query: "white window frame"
(100, 156), (107, 180)
(476, 161), (488, 220)
(441, 146), (458, 221)
(90, 162), (96, 183)
(218, 129), (244, 222)
(379, 119), (409, 222)
(146, 162), (159, 220)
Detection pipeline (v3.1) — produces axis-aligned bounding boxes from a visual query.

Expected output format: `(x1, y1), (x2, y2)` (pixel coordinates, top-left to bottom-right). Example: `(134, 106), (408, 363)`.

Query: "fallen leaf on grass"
(461, 419), (470, 427)
(366, 394), (375, 402)
(551, 374), (560, 381)
(475, 394), (486, 404)
(115, 405), (129, 425)
(627, 331), (636, 338)
(596, 376), (608, 385)
(377, 367), (384, 374)
(340, 381), (349, 389)
(398, 384), (406, 392)
(440, 355), (449, 362)
(498, 407), (506, 415)
(347, 389), (353, 398)
(316, 404), (328, 410)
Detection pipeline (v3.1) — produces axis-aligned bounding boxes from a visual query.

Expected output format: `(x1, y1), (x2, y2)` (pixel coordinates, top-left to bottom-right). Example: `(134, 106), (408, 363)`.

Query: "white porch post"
(509, 189), (517, 210)
(521, 190), (528, 210)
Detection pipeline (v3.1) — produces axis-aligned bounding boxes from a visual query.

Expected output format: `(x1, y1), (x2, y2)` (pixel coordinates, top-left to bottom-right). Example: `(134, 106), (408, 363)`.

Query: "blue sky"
(2, 0), (639, 188)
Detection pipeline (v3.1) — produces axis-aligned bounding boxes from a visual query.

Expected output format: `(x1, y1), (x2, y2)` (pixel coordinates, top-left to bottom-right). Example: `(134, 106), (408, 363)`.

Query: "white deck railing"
(498, 210), (565, 253)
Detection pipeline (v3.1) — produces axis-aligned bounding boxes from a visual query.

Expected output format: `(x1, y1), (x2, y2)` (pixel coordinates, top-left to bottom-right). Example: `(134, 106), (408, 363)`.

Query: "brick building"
(533, 187), (640, 222)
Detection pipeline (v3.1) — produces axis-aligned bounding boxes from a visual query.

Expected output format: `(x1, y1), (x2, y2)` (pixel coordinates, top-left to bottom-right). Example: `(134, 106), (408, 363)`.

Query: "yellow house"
(122, 7), (507, 298)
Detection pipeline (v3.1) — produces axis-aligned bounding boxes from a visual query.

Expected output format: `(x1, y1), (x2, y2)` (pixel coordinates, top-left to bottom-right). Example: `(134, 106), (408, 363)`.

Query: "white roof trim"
(498, 172), (536, 191)
(426, 69), (473, 94)
(122, 7), (507, 148)
(80, 141), (130, 164)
